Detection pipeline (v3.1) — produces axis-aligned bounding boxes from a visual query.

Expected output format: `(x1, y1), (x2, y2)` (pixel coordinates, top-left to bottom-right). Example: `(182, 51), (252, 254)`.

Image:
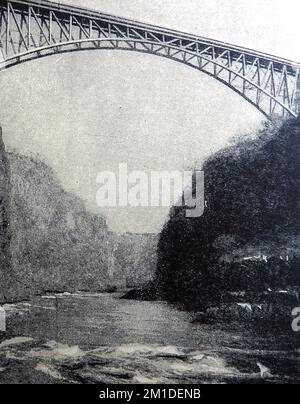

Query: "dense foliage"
(156, 117), (300, 310)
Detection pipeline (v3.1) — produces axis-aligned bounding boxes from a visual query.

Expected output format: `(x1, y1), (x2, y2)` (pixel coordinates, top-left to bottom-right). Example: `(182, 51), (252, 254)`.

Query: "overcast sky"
(0, 0), (299, 233)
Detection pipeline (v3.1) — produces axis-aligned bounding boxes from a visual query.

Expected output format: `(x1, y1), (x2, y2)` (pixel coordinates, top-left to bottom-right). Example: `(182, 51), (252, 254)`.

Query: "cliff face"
(0, 128), (10, 302)
(0, 130), (159, 302)
(114, 233), (158, 288)
(4, 151), (125, 302)
(156, 118), (300, 310)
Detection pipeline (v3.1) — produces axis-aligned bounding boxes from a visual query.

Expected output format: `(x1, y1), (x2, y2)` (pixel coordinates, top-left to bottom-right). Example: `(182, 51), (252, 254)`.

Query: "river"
(0, 292), (299, 384)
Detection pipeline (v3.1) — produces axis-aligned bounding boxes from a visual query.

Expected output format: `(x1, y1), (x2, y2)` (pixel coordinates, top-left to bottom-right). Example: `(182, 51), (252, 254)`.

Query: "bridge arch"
(0, 0), (300, 118)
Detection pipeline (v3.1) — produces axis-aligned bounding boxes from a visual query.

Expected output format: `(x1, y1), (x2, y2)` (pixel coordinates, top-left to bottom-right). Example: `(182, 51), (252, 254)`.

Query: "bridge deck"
(4, 0), (300, 69)
(0, 0), (299, 117)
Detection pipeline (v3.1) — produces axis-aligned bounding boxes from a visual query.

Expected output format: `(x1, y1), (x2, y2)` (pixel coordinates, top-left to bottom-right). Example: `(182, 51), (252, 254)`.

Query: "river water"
(0, 292), (299, 384)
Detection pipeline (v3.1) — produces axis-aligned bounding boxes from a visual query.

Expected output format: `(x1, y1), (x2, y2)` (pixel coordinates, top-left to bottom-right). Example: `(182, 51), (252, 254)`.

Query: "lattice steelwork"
(0, 0), (300, 118)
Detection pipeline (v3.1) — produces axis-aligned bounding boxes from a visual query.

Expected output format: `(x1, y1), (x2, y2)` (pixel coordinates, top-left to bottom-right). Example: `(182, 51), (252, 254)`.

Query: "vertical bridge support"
(295, 71), (300, 116)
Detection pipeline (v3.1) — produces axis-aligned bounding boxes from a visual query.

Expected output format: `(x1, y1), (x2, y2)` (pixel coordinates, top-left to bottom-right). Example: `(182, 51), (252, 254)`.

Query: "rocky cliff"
(3, 151), (125, 302)
(155, 117), (300, 311)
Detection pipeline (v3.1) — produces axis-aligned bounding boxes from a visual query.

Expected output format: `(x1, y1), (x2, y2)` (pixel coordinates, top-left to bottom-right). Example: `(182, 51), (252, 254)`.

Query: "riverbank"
(122, 284), (299, 332)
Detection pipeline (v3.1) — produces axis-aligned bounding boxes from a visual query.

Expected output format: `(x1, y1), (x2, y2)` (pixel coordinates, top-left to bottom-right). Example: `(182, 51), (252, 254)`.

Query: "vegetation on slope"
(4, 152), (123, 302)
(155, 117), (300, 312)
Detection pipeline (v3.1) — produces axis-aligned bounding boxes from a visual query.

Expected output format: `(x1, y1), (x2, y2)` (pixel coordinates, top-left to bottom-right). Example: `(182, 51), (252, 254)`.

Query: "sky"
(0, 0), (299, 233)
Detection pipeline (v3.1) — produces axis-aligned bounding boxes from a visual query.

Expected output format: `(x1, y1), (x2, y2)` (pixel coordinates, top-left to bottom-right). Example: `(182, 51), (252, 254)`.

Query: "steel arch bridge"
(0, 0), (300, 118)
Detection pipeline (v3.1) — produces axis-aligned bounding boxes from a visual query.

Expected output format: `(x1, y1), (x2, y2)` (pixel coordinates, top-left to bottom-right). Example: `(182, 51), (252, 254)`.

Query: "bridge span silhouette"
(0, 0), (300, 118)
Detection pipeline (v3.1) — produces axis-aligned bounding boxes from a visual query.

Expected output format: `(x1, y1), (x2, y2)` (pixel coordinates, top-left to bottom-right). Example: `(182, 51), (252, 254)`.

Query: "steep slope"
(156, 117), (300, 310)
(4, 151), (124, 302)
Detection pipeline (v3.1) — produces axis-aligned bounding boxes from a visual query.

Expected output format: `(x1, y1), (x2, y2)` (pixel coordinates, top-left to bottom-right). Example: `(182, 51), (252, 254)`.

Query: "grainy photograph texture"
(0, 0), (299, 385)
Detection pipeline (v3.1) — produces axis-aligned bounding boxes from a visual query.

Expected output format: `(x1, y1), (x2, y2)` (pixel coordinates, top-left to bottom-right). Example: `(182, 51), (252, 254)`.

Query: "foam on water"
(28, 341), (84, 361)
(114, 344), (154, 355)
(35, 363), (63, 380)
(0, 337), (288, 384)
(89, 343), (242, 381)
(133, 374), (163, 384)
(114, 344), (185, 357)
(1, 293), (298, 384)
(165, 358), (235, 375)
(0, 337), (34, 349)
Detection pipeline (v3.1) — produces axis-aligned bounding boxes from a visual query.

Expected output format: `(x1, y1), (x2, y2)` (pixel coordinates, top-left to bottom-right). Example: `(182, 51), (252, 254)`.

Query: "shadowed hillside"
(155, 117), (300, 312)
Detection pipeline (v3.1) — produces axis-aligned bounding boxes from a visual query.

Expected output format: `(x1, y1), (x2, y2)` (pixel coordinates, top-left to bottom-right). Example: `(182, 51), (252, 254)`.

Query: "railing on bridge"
(0, 0), (300, 118)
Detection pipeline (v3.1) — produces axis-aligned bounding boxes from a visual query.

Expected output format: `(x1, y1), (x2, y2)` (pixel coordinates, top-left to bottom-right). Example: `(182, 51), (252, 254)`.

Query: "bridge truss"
(0, 0), (300, 118)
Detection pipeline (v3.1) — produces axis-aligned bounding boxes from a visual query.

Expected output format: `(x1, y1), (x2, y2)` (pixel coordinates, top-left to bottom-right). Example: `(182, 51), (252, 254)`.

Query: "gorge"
(0, 119), (299, 384)
(0, 116), (299, 326)
(0, 130), (158, 303)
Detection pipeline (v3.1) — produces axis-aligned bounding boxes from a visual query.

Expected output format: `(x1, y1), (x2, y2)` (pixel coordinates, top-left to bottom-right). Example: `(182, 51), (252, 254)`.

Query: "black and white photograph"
(0, 0), (299, 386)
